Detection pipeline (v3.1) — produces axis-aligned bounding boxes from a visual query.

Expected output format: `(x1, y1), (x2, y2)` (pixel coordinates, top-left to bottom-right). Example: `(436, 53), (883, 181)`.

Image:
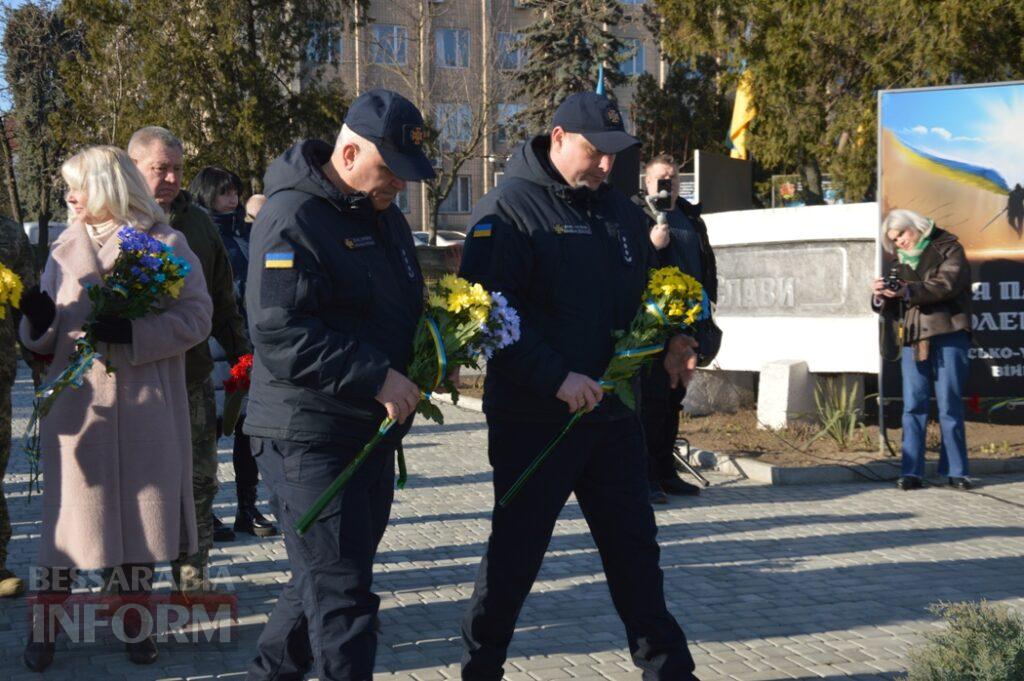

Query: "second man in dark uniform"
(458, 92), (701, 681)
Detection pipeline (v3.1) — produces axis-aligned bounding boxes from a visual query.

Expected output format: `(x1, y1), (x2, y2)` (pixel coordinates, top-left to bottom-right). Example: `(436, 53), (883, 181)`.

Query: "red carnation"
(224, 353), (253, 393)
(967, 394), (982, 414)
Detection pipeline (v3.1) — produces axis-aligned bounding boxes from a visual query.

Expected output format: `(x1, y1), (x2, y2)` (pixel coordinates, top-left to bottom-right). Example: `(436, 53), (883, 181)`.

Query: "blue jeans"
(901, 331), (970, 478)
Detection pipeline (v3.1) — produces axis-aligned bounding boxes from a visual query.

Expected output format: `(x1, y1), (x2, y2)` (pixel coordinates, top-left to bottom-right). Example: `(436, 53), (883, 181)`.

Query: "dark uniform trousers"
(247, 437), (395, 681)
(461, 415), (695, 680)
(640, 361), (688, 483)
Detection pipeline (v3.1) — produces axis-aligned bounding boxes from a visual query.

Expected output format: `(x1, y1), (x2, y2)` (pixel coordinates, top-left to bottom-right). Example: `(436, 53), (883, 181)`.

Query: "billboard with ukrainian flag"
(880, 81), (1024, 402)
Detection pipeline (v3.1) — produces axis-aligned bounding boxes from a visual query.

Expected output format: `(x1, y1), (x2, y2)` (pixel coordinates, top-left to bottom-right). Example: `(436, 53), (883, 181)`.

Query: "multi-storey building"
(310, 0), (663, 234)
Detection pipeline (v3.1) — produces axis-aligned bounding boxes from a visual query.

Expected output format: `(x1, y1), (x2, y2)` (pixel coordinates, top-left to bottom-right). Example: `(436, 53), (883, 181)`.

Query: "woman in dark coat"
(189, 167), (276, 537)
(872, 208), (973, 491)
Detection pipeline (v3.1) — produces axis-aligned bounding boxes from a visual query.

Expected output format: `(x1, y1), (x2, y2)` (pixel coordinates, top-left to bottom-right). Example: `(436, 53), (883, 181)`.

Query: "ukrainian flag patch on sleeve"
(265, 252), (294, 269)
(473, 223), (492, 238)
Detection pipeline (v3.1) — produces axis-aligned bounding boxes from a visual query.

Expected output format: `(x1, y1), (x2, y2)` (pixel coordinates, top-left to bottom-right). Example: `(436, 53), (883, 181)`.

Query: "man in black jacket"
(458, 93), (701, 681)
(244, 89), (432, 681)
(637, 154), (719, 503)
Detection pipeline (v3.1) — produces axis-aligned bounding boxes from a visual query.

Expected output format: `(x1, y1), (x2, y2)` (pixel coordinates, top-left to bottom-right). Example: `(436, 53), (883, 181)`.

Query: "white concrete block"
(757, 359), (815, 430)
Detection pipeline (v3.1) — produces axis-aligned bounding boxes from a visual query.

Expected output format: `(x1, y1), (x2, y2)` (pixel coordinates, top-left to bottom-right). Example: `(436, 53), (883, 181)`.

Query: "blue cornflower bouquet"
(25, 226), (192, 491)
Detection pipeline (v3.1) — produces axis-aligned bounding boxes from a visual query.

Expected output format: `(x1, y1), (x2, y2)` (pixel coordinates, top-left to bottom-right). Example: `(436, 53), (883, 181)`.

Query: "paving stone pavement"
(1, 365), (1023, 680)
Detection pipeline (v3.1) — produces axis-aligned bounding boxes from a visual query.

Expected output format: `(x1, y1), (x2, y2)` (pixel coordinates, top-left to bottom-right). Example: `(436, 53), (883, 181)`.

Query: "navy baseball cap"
(552, 92), (638, 154)
(344, 89), (436, 181)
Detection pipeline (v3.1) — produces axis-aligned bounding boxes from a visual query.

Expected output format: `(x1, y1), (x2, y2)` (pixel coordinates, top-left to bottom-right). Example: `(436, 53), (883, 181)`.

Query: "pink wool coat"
(20, 219), (212, 570)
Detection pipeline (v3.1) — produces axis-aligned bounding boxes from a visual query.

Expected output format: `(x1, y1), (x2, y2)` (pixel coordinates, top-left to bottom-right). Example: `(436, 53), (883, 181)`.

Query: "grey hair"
(881, 208), (934, 253)
(128, 126), (184, 158)
(335, 123), (369, 150)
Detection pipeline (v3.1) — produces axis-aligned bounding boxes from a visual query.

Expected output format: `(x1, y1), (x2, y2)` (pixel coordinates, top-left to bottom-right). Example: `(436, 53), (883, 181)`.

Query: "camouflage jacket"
(0, 216), (37, 378)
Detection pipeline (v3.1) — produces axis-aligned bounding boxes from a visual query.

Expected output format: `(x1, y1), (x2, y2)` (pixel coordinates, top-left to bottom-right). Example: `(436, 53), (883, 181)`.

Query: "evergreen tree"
(630, 59), (730, 168)
(1, 0), (73, 262)
(60, 0), (368, 193)
(511, 0), (628, 139)
(654, 0), (952, 203)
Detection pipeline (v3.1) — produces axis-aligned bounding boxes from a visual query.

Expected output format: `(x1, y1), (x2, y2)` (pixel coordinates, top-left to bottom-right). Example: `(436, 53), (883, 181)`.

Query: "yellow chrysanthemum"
(0, 264), (24, 320)
(166, 277), (186, 298)
(428, 293), (447, 310)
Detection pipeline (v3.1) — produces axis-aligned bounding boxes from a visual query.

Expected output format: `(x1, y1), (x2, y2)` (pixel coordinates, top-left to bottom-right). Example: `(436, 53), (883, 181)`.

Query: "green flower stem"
(295, 416), (395, 535)
(499, 409), (584, 508)
(397, 445), (408, 489)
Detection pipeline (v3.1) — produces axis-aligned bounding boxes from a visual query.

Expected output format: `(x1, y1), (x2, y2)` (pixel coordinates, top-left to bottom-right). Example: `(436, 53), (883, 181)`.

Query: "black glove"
(21, 285), (56, 340)
(87, 315), (133, 344)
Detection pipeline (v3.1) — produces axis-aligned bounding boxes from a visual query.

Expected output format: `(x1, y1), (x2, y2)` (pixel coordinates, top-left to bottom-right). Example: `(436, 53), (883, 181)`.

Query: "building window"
(435, 103), (473, 151)
(439, 175), (472, 214)
(371, 24), (408, 65)
(307, 25), (342, 64)
(435, 28), (470, 68)
(619, 38), (645, 76)
(496, 32), (526, 71)
(495, 103), (525, 145)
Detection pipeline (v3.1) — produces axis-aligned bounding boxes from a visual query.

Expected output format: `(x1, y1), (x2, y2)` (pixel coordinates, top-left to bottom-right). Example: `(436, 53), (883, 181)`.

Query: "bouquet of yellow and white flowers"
(500, 266), (705, 507)
(0, 263), (24, 319)
(296, 274), (520, 534)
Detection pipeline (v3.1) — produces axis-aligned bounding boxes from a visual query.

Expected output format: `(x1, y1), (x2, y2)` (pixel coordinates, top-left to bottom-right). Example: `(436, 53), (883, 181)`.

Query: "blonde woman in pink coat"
(18, 146), (212, 671)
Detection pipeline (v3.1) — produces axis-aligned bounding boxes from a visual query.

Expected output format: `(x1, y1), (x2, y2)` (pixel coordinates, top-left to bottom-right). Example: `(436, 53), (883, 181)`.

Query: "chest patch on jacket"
(344, 235), (376, 250)
(553, 223), (591, 236)
(265, 252), (294, 269)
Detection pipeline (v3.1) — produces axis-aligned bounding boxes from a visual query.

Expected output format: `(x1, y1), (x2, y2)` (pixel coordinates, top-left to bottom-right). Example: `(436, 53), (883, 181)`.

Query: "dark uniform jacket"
(169, 191), (251, 384)
(244, 140), (424, 446)
(459, 135), (655, 423)
(875, 227), (972, 346)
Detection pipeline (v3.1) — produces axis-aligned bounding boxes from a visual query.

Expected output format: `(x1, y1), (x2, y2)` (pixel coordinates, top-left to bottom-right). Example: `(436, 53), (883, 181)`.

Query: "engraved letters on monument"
(715, 242), (875, 317)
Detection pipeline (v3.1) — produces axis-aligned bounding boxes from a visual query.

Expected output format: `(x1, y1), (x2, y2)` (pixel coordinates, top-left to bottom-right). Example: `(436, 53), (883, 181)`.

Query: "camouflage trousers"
(0, 366), (12, 576)
(171, 377), (218, 591)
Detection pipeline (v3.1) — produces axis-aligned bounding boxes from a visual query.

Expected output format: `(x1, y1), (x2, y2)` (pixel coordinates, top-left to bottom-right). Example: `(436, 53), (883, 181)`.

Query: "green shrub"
(812, 377), (865, 450)
(905, 601), (1024, 681)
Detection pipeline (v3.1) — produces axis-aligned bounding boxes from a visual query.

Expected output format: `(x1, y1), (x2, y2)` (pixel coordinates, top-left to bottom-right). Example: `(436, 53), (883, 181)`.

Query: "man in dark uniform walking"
(244, 89), (433, 680)
(458, 92), (701, 681)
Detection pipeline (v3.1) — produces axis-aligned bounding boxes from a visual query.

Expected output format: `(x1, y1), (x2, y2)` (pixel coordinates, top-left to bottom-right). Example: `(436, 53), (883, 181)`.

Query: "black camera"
(885, 262), (904, 292)
(652, 178), (673, 212)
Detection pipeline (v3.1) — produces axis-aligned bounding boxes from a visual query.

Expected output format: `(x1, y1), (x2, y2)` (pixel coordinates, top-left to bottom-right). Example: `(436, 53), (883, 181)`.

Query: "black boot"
(122, 604), (159, 665)
(213, 514), (236, 542)
(23, 641), (55, 672)
(234, 484), (278, 537)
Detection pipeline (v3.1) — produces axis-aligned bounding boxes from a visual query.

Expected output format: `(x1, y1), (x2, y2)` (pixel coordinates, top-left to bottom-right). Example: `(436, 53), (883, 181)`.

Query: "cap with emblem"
(552, 92), (639, 154)
(344, 88), (436, 181)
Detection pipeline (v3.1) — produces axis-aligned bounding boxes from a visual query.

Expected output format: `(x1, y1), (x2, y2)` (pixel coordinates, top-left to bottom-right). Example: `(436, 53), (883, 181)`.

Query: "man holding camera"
(635, 154), (719, 504)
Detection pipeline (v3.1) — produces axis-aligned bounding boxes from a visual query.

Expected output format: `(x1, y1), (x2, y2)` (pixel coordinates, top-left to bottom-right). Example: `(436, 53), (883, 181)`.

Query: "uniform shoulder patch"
(265, 251), (294, 269)
(472, 223), (492, 238)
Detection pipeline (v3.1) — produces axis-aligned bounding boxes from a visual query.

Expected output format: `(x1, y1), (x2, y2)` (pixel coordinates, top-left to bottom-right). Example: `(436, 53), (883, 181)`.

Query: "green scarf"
(896, 221), (935, 269)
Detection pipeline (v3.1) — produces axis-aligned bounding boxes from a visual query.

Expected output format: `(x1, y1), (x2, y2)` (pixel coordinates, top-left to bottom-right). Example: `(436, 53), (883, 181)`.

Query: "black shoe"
(949, 477), (972, 490)
(213, 515), (236, 542)
(660, 474), (701, 496)
(126, 636), (159, 665)
(897, 476), (923, 491)
(23, 640), (55, 672)
(649, 482), (669, 505)
(234, 505), (278, 537)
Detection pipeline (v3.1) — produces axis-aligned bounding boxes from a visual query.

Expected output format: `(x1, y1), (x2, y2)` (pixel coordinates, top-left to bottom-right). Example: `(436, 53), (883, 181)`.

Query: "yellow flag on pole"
(728, 72), (755, 160)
